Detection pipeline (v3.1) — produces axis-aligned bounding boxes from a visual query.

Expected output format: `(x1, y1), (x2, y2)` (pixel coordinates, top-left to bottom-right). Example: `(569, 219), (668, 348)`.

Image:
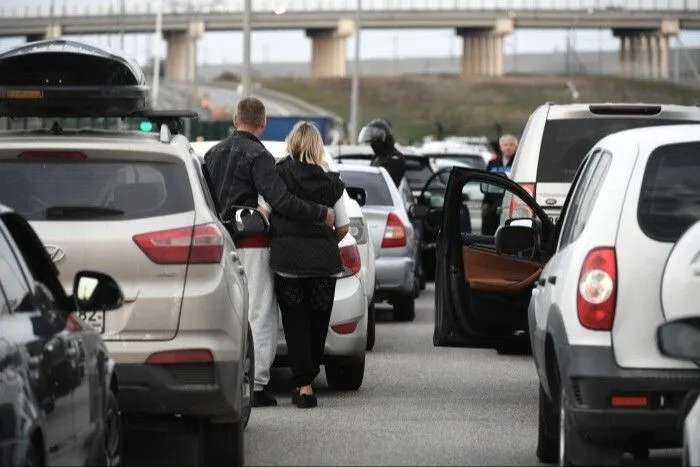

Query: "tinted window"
(338, 171), (393, 206)
(538, 118), (696, 183)
(423, 153), (487, 171)
(638, 142), (700, 243)
(0, 229), (32, 314)
(0, 160), (194, 221)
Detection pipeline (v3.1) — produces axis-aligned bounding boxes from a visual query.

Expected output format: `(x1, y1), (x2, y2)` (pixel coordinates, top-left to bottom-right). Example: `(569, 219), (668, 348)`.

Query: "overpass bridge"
(2, 0), (699, 82)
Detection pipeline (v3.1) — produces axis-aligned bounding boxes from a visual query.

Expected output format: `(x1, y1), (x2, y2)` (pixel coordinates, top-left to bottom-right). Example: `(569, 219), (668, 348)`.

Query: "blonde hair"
(285, 121), (329, 169)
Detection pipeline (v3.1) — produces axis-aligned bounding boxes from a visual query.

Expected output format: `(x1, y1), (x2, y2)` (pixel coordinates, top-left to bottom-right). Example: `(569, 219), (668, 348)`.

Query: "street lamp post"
(349, 0), (362, 144)
(241, 0), (252, 97)
(152, 0), (164, 107)
(119, 0), (126, 50)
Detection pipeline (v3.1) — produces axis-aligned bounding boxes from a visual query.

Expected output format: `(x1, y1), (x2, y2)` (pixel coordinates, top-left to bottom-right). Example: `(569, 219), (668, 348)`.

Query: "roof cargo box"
(0, 39), (150, 117)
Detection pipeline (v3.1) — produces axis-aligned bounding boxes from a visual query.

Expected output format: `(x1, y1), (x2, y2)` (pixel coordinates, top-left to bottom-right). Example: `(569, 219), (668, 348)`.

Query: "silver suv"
(506, 103), (700, 224)
(0, 125), (253, 465)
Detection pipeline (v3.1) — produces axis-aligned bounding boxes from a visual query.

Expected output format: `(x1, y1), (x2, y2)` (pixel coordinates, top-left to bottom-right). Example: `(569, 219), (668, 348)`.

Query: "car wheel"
(241, 323), (255, 429)
(200, 419), (244, 466)
(103, 390), (123, 466)
(413, 276), (420, 298)
(366, 303), (376, 352)
(536, 384), (559, 464)
(392, 292), (415, 322)
(325, 356), (365, 391)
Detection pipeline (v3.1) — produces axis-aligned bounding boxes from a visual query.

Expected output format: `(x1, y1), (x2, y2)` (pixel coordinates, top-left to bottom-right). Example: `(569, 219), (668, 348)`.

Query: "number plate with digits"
(77, 311), (105, 333)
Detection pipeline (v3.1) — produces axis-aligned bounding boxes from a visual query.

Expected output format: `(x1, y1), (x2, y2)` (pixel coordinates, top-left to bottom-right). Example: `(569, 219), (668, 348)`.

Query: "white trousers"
(238, 247), (279, 392)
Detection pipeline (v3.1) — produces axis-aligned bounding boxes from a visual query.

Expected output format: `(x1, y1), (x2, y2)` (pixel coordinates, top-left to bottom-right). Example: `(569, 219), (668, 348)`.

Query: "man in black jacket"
(359, 119), (406, 188)
(204, 97), (334, 407)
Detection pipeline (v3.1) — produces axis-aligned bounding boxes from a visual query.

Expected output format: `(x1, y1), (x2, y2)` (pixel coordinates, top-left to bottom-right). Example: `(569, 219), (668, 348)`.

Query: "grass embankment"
(262, 75), (700, 142)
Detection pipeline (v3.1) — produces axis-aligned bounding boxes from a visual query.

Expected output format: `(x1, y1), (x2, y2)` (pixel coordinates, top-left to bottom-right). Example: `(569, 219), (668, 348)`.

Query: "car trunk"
(534, 182), (568, 223)
(361, 206), (392, 257)
(0, 143), (196, 341)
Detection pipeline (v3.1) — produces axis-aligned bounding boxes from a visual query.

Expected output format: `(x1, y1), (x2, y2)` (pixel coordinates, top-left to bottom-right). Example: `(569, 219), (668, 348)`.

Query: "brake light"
(18, 151), (86, 159)
(133, 223), (224, 265)
(146, 349), (213, 365)
(509, 182), (535, 218)
(381, 212), (407, 248)
(588, 104), (661, 116)
(340, 244), (361, 275)
(577, 247), (617, 331)
(611, 395), (649, 408)
(331, 321), (359, 335)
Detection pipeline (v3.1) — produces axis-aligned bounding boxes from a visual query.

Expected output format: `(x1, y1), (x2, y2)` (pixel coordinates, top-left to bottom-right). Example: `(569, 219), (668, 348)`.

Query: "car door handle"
(229, 252), (240, 263)
(547, 276), (557, 285)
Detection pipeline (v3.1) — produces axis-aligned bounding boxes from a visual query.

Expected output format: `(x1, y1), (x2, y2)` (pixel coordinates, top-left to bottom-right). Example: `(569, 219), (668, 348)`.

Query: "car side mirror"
(346, 187), (366, 207)
(495, 225), (539, 260)
(222, 206), (270, 238)
(73, 271), (124, 312)
(480, 182), (506, 195)
(408, 204), (428, 219)
(657, 317), (700, 361)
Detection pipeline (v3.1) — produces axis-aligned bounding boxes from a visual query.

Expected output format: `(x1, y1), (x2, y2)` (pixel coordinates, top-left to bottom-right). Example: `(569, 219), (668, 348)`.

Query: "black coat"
(371, 146), (406, 188)
(203, 131), (327, 222)
(269, 156), (346, 277)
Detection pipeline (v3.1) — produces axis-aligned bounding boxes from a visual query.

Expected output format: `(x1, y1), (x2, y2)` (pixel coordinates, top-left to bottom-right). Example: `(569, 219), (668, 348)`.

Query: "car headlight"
(348, 217), (368, 244)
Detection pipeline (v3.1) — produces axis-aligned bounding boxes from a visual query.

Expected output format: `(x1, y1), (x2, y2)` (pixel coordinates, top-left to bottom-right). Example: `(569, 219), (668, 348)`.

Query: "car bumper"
(374, 255), (415, 295)
(108, 332), (243, 420)
(276, 274), (367, 360)
(563, 345), (700, 448)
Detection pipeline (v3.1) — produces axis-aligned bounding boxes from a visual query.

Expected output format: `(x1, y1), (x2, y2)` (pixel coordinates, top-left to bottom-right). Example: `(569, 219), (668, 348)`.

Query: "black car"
(0, 204), (125, 466)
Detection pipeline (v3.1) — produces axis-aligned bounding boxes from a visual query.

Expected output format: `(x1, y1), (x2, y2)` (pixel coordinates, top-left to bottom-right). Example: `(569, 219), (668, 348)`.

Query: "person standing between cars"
(481, 134), (519, 235)
(359, 119), (407, 188)
(257, 121), (349, 409)
(204, 98), (335, 408)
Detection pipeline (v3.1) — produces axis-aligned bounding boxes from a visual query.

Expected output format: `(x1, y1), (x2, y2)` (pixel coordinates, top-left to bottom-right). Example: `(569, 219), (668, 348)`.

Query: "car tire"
(200, 419), (244, 466)
(536, 384), (558, 464)
(241, 323), (255, 430)
(366, 303), (376, 352)
(392, 292), (416, 322)
(325, 356), (365, 391)
(413, 277), (420, 298)
(101, 389), (122, 467)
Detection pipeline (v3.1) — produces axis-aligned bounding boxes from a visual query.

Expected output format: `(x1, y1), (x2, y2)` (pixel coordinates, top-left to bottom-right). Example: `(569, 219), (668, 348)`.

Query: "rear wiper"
(45, 206), (125, 220)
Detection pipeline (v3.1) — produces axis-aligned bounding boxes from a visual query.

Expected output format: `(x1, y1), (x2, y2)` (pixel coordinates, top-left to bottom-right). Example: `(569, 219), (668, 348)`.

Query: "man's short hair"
(235, 97), (266, 128)
(499, 134), (518, 146)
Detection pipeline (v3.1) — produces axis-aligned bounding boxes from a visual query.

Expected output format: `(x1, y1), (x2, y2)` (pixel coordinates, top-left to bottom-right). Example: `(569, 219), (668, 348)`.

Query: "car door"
(0, 221), (78, 464)
(433, 168), (554, 349)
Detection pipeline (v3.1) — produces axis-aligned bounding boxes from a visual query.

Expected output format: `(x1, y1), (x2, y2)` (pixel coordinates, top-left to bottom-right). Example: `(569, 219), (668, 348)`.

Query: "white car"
(192, 140), (373, 387)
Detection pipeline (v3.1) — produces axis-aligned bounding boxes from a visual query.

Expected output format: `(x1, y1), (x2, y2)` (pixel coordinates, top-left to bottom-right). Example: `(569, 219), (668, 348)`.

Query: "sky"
(1, 0), (698, 66)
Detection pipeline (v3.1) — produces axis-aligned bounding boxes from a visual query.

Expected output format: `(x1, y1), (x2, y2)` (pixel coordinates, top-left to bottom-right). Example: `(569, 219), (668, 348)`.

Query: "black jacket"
(269, 156), (346, 277)
(371, 146), (406, 187)
(203, 131), (327, 223)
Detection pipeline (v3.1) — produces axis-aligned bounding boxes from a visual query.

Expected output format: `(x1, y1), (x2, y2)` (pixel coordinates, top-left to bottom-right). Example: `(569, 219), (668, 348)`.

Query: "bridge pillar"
(457, 18), (512, 79)
(26, 23), (62, 42)
(614, 20), (677, 81)
(164, 20), (204, 82)
(306, 20), (353, 78)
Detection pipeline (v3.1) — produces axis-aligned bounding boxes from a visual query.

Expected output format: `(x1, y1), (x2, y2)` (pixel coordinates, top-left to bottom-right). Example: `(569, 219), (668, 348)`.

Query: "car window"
(638, 142), (700, 243)
(0, 228), (33, 314)
(191, 157), (218, 216)
(0, 159), (194, 221)
(338, 171), (393, 206)
(537, 118), (696, 184)
(424, 153), (487, 171)
(403, 157), (433, 191)
(558, 150), (612, 249)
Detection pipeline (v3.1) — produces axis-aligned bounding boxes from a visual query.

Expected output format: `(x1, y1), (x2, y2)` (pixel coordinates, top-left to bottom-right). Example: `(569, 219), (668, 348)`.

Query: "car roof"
(545, 103), (700, 120)
(598, 123), (700, 151)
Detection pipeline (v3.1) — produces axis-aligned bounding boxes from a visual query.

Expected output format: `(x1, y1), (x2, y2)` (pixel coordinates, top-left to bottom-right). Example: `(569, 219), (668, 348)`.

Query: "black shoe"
(253, 390), (277, 407)
(296, 393), (317, 409)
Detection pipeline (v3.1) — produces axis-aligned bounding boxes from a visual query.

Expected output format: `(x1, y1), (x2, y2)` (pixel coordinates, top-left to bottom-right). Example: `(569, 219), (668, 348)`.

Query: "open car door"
(433, 167), (554, 349)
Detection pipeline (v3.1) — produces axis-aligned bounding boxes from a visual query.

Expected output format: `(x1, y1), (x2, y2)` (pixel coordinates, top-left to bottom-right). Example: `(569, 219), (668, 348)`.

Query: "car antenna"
(49, 120), (63, 135)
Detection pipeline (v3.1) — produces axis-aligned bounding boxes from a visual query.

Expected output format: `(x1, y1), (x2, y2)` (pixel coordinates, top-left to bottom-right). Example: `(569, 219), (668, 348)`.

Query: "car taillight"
(381, 212), (407, 248)
(18, 151), (86, 159)
(577, 247), (617, 331)
(340, 244), (361, 276)
(509, 182), (535, 218)
(146, 349), (213, 365)
(331, 320), (359, 335)
(133, 223), (224, 265)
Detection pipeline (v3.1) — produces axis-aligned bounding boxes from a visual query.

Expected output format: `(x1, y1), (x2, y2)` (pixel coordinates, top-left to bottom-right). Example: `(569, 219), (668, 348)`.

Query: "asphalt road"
(122, 284), (682, 466)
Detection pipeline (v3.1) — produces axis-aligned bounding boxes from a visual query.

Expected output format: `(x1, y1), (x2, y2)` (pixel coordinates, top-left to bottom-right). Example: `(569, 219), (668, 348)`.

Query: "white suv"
(431, 124), (700, 465)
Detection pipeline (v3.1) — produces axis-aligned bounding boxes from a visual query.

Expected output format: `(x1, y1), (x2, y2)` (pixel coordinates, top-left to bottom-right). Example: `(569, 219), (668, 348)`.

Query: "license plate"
(77, 310), (105, 333)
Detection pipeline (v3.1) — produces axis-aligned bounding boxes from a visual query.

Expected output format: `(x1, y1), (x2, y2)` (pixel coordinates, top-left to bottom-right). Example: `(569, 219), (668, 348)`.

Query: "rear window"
(638, 142), (700, 243)
(404, 157), (433, 191)
(338, 170), (393, 206)
(537, 118), (697, 183)
(423, 153), (487, 171)
(0, 160), (194, 221)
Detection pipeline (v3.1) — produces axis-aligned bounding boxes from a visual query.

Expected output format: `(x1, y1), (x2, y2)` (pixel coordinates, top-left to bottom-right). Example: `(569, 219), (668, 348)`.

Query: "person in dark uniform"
(358, 119), (406, 188)
(481, 134), (518, 235)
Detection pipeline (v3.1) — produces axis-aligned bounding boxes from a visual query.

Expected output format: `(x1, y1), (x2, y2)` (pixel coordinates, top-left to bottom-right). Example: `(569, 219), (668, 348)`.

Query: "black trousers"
(275, 275), (337, 387)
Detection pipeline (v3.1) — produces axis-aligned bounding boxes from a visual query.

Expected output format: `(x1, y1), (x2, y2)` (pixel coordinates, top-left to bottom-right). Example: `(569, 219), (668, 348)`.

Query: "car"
(418, 140), (491, 171)
(0, 39), (253, 465)
(505, 103), (700, 225)
(192, 139), (372, 384)
(433, 124), (700, 465)
(336, 164), (427, 322)
(0, 204), (125, 466)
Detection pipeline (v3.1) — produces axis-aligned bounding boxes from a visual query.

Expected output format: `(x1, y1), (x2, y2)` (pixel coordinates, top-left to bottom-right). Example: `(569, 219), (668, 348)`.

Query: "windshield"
(423, 153), (486, 171)
(338, 170), (393, 206)
(0, 160), (194, 221)
(538, 118), (698, 183)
